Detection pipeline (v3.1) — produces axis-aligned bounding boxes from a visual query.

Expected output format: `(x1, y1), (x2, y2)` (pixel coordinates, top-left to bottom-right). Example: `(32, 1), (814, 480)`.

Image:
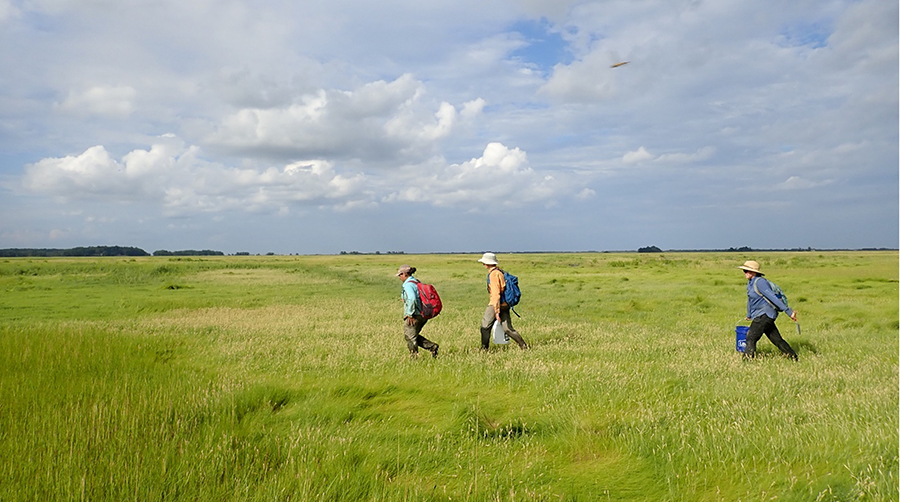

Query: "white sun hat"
(477, 252), (499, 265)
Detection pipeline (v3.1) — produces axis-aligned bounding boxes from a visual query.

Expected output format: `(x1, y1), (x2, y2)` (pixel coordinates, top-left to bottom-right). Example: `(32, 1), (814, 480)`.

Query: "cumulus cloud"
(22, 136), (365, 213)
(388, 142), (566, 208)
(205, 74), (484, 163)
(460, 98), (486, 119)
(24, 145), (132, 197)
(23, 137), (573, 216)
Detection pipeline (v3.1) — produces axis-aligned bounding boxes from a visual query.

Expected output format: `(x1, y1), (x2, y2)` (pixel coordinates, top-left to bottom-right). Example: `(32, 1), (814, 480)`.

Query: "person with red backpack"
(397, 265), (440, 359)
(477, 253), (528, 351)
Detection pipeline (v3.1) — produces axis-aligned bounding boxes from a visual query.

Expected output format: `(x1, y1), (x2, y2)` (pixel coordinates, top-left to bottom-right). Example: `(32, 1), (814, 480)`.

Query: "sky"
(0, 0), (897, 254)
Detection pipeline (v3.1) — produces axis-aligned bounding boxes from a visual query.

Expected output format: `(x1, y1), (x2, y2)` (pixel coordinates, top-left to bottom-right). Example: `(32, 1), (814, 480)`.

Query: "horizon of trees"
(0, 245), (895, 258)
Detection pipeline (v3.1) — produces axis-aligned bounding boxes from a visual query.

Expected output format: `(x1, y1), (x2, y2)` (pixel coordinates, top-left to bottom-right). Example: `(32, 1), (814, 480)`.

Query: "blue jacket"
(747, 276), (793, 320)
(401, 277), (421, 317)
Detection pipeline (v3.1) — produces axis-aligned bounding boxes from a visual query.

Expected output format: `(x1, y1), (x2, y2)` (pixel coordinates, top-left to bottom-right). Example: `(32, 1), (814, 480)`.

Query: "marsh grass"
(0, 252), (896, 501)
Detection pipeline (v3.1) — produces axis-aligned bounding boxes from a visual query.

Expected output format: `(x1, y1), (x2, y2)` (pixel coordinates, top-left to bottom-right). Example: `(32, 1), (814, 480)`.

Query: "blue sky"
(0, 0), (896, 254)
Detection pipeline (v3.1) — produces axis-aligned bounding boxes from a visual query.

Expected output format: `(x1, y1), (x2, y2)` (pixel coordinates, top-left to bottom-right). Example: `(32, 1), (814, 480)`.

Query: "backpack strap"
(409, 277), (422, 305)
(752, 277), (778, 310)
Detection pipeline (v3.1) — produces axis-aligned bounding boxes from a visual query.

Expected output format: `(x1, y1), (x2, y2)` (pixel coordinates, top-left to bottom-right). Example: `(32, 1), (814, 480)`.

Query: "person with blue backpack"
(477, 253), (528, 350)
(738, 260), (799, 361)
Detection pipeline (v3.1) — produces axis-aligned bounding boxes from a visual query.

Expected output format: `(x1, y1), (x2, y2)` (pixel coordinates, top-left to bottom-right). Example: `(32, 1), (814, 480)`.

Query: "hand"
(405, 316), (415, 326)
(789, 311), (798, 322)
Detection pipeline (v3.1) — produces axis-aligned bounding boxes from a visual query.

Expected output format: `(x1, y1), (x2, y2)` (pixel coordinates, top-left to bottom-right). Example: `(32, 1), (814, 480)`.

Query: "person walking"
(738, 260), (798, 361)
(397, 265), (439, 359)
(477, 253), (528, 350)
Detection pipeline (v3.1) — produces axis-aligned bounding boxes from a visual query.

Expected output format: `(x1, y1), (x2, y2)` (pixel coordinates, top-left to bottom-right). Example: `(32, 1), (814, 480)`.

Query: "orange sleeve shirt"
(487, 267), (506, 313)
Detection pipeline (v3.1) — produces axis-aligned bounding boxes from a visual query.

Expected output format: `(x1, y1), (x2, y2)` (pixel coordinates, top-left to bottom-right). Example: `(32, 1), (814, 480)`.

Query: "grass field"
(0, 251), (897, 501)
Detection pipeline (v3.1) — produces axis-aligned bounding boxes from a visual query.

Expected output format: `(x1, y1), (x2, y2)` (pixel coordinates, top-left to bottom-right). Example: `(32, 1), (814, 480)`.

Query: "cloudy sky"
(0, 0), (896, 254)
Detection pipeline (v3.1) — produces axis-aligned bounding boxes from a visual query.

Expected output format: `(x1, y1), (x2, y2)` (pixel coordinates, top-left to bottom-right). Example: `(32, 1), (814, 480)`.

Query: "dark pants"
(480, 305), (527, 350)
(745, 315), (797, 360)
(404, 315), (438, 355)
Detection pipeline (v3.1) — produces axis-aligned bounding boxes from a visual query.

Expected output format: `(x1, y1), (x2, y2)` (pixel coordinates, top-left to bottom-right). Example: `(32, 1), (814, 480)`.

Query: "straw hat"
(477, 252), (499, 265)
(737, 260), (764, 275)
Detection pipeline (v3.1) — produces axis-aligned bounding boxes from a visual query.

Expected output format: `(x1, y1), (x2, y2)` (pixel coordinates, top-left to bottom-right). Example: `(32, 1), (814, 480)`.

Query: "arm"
(488, 269), (504, 316)
(745, 281), (751, 319)
(402, 280), (418, 318)
(756, 278), (796, 319)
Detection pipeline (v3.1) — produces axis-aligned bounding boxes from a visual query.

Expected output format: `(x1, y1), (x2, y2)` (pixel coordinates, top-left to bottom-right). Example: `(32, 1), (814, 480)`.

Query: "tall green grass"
(0, 252), (896, 500)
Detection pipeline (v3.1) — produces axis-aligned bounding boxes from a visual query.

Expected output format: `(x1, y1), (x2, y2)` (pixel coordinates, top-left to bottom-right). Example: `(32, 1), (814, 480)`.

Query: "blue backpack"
(502, 270), (521, 308)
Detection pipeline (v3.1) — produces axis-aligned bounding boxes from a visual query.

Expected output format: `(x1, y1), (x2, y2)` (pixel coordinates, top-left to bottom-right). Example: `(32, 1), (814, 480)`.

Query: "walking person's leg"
(743, 316), (768, 359)
(404, 319), (420, 357)
(413, 318), (439, 357)
(499, 307), (528, 349)
(763, 322), (798, 361)
(480, 305), (495, 350)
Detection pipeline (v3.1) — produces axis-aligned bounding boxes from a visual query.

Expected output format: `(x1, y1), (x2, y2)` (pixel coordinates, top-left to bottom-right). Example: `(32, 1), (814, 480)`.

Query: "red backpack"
(415, 281), (443, 319)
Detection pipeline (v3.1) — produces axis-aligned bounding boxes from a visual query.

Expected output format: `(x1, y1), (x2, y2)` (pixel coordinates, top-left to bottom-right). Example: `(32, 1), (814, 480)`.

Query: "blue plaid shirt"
(747, 276), (792, 320)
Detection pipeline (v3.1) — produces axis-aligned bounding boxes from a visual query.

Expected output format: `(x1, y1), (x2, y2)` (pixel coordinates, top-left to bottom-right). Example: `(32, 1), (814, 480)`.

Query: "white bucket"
(492, 321), (509, 344)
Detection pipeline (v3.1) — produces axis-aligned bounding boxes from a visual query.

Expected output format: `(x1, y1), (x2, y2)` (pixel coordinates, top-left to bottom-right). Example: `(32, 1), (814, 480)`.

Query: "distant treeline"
(340, 251), (406, 255)
(0, 246), (226, 257)
(0, 246), (150, 257)
(152, 250), (225, 256)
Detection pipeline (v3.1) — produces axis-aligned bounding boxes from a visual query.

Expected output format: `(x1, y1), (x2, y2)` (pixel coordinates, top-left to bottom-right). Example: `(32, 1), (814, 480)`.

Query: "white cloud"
(23, 138), (374, 215)
(58, 85), (137, 117)
(775, 176), (833, 191)
(576, 188), (596, 199)
(621, 146), (715, 166)
(205, 74), (483, 163)
(460, 98), (486, 119)
(24, 145), (127, 196)
(388, 142), (567, 208)
(622, 147), (654, 165)
(656, 146), (716, 164)
(22, 138), (573, 216)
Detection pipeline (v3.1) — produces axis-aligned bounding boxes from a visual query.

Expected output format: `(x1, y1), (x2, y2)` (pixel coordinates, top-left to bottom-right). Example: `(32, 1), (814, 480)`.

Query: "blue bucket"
(735, 326), (749, 352)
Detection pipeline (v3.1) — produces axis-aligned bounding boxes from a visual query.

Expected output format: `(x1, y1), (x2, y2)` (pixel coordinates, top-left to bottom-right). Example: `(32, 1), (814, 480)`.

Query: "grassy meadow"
(0, 251), (897, 501)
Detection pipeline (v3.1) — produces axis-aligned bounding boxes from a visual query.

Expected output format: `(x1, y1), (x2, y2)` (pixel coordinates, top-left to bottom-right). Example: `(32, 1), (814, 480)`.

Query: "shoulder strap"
(752, 277), (777, 309)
